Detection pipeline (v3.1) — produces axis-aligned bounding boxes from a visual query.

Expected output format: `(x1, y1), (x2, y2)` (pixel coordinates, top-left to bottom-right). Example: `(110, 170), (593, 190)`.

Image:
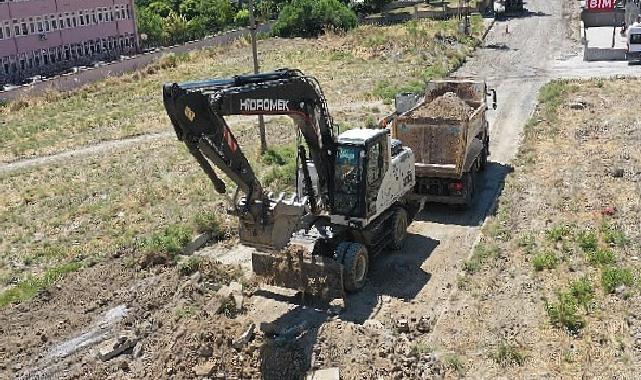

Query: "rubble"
(306, 367), (340, 380)
(97, 333), (138, 361)
(193, 362), (216, 377)
(233, 323), (256, 349)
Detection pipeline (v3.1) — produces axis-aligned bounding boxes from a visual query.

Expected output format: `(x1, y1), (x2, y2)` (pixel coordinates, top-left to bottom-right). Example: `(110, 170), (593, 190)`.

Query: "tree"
(148, 0), (174, 17)
(137, 6), (165, 46)
(164, 11), (188, 44)
(273, 0), (358, 37)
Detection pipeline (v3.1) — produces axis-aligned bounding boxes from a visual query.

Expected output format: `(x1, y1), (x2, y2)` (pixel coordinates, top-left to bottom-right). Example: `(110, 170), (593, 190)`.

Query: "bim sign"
(586, 0), (615, 11)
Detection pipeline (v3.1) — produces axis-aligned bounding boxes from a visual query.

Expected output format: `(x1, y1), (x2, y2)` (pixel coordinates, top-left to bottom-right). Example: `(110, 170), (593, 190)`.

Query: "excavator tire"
(390, 207), (409, 250)
(342, 242), (369, 293)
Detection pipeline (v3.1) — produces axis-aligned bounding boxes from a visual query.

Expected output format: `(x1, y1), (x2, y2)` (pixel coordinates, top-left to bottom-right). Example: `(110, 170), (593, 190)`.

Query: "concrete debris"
(97, 333), (138, 361)
(568, 99), (588, 110)
(328, 298), (345, 315)
(193, 362), (216, 377)
(184, 232), (213, 255)
(396, 318), (410, 333)
(233, 323), (256, 349)
(363, 319), (384, 330)
(416, 316), (431, 333)
(306, 367), (340, 380)
(216, 281), (244, 312)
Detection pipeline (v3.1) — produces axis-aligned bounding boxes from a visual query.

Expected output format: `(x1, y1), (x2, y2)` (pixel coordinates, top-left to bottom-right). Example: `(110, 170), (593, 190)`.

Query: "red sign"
(586, 0), (615, 12)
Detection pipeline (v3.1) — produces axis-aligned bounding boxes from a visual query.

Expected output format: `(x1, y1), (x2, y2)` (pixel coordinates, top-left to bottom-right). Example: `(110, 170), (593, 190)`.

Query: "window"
(0, 26), (4, 40)
(29, 17), (35, 34)
(44, 16), (50, 32)
(21, 20), (28, 36)
(65, 13), (71, 28)
(5, 21), (11, 39)
(98, 9), (103, 22)
(367, 142), (383, 185)
(36, 17), (43, 33)
(630, 34), (641, 44)
(121, 6), (126, 20)
(14, 20), (20, 36)
(79, 11), (85, 26)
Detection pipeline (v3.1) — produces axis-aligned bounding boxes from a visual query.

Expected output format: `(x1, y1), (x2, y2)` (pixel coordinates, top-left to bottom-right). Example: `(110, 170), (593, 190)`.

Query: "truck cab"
(330, 129), (415, 227)
(627, 23), (641, 62)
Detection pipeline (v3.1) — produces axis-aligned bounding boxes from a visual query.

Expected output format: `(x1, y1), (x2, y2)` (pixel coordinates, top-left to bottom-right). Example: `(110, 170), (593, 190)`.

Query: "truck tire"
(479, 135), (489, 171)
(342, 243), (369, 293)
(463, 171), (476, 208)
(390, 207), (409, 250)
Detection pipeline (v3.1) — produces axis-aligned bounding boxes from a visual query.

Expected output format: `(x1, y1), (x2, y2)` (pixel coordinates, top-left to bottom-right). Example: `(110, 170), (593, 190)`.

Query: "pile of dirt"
(0, 253), (265, 380)
(411, 92), (473, 120)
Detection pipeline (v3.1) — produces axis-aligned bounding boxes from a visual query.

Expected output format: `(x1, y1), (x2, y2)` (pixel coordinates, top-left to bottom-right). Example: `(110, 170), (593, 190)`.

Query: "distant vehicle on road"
(626, 23), (641, 63)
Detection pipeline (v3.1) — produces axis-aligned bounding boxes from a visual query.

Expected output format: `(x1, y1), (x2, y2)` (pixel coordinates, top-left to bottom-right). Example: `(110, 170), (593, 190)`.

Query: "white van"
(626, 23), (641, 62)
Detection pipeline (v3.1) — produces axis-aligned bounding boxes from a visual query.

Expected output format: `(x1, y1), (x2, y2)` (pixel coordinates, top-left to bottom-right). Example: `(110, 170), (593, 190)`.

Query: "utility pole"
(248, 0), (267, 155)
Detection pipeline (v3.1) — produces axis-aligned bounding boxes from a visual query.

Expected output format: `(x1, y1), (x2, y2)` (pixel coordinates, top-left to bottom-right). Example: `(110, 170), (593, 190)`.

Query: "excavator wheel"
(342, 242), (369, 293)
(390, 207), (409, 250)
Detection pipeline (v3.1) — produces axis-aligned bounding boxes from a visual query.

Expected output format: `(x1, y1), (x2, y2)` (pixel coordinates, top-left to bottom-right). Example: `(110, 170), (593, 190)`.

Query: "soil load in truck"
(384, 79), (496, 207)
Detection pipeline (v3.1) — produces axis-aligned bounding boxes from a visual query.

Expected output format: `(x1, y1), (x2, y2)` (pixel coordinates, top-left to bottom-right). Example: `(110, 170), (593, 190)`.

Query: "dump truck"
(382, 79), (496, 208)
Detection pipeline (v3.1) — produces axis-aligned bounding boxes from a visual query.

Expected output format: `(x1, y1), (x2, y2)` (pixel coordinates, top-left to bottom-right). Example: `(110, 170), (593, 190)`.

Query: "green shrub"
(532, 250), (559, 271)
(601, 266), (634, 294)
(273, 0), (358, 37)
(193, 210), (221, 235)
(494, 342), (525, 367)
(178, 256), (202, 276)
(0, 261), (83, 307)
(463, 242), (501, 274)
(517, 233), (536, 254)
(143, 224), (192, 257)
(546, 292), (585, 334)
(600, 222), (628, 247)
(234, 8), (249, 27)
(586, 248), (616, 266)
(372, 79), (424, 100)
(576, 230), (598, 253)
(545, 225), (570, 242)
(569, 277), (594, 310)
(261, 145), (297, 165)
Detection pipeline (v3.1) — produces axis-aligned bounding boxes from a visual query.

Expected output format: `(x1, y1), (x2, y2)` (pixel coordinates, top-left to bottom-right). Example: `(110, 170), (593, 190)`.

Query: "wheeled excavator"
(163, 69), (417, 300)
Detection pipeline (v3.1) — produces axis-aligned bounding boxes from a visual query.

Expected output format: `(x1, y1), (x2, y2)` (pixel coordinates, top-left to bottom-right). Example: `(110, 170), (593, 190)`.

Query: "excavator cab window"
(333, 145), (364, 217)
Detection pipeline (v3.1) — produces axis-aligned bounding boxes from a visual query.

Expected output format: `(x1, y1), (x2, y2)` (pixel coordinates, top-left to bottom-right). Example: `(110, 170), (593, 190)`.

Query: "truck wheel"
(479, 136), (489, 171)
(390, 207), (409, 250)
(463, 171), (476, 208)
(343, 243), (369, 293)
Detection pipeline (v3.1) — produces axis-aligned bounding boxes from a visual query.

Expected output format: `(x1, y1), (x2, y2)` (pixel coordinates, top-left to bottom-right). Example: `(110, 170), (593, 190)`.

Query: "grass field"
(442, 78), (641, 377)
(0, 17), (485, 306)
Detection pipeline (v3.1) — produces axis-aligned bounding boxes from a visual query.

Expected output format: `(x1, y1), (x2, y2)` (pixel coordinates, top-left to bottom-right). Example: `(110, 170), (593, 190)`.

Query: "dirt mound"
(411, 92), (472, 120)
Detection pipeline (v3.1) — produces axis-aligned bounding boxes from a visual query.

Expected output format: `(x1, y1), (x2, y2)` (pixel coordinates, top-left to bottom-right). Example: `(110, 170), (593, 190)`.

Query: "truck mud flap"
(252, 247), (344, 302)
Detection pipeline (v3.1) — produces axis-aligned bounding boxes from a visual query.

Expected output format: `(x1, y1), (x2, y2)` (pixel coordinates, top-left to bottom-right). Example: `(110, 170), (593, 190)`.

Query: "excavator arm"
(162, 69), (337, 250)
(163, 69), (335, 206)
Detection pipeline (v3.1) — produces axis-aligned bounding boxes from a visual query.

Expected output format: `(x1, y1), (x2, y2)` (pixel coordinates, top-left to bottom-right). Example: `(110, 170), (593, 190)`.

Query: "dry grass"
(439, 78), (641, 377)
(0, 17), (483, 164)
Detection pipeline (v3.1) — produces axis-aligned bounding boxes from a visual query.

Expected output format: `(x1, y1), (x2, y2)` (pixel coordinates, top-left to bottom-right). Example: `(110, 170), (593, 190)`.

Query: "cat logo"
(184, 106), (196, 122)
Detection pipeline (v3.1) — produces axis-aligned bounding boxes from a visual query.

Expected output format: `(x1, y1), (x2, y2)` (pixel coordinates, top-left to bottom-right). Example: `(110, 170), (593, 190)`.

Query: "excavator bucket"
(252, 244), (345, 302)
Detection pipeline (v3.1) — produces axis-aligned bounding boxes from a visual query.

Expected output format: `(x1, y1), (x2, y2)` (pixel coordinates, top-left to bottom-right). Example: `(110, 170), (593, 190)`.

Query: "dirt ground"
(2, 0), (640, 379)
